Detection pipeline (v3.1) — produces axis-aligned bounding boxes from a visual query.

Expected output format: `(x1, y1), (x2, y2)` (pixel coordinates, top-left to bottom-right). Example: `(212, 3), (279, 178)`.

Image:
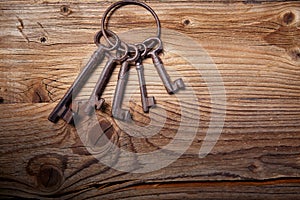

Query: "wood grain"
(1, 0), (300, 199)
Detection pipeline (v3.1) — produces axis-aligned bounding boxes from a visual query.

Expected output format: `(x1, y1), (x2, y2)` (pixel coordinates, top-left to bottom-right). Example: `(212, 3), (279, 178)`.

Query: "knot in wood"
(288, 47), (300, 61)
(282, 11), (295, 25)
(60, 5), (72, 16)
(37, 164), (64, 193)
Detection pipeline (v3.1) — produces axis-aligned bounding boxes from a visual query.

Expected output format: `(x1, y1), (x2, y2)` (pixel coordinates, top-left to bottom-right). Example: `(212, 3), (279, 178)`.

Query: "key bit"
(62, 107), (74, 124)
(85, 96), (105, 114)
(59, 98), (90, 124)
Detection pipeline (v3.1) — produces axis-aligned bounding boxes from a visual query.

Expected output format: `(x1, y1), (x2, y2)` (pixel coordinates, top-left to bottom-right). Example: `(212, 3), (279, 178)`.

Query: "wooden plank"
(0, 102), (300, 198)
(1, 0), (300, 199)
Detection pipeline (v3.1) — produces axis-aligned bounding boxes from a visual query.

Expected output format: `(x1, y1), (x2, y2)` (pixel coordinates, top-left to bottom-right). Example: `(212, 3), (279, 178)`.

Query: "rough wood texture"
(1, 0), (300, 199)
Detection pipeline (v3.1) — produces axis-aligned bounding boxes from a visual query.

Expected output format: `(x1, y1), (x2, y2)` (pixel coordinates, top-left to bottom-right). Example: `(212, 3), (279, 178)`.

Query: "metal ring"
(143, 37), (162, 51)
(136, 43), (148, 57)
(94, 29), (120, 50)
(94, 29), (129, 62)
(101, 0), (161, 47)
(127, 44), (139, 62)
(115, 42), (130, 62)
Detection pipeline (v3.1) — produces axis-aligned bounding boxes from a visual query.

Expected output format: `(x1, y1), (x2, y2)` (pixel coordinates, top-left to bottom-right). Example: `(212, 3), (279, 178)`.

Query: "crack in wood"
(117, 177), (300, 191)
(16, 16), (29, 43)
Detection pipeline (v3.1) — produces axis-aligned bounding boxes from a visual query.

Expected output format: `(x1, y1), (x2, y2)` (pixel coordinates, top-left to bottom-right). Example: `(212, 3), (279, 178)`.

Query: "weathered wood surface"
(1, 0), (300, 199)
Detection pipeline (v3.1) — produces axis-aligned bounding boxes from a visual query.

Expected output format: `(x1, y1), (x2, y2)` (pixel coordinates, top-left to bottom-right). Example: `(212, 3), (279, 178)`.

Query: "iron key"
(112, 45), (139, 121)
(135, 44), (155, 112)
(146, 37), (185, 94)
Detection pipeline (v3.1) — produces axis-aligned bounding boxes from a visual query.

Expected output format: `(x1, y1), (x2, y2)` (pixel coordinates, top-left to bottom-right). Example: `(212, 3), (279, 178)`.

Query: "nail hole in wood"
(183, 19), (190, 26)
(40, 37), (47, 43)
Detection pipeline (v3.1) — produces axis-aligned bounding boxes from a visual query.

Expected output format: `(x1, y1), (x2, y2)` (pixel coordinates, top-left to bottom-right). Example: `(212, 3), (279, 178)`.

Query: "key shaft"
(136, 57), (155, 112)
(112, 60), (132, 121)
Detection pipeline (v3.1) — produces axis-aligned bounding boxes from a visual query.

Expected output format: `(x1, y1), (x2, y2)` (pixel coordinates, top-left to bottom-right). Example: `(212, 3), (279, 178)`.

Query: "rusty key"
(112, 45), (139, 121)
(145, 37), (185, 94)
(85, 43), (129, 114)
(135, 44), (155, 113)
(48, 30), (120, 124)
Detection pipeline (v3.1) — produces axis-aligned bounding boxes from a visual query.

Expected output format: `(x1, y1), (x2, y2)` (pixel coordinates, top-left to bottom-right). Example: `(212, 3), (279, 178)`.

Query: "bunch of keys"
(48, 0), (185, 125)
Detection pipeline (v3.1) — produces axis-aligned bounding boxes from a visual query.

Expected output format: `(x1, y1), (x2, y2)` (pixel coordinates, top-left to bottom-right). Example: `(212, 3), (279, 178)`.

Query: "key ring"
(143, 37), (162, 50)
(94, 29), (129, 62)
(136, 43), (148, 57)
(101, 0), (161, 48)
(127, 44), (140, 62)
(94, 29), (119, 49)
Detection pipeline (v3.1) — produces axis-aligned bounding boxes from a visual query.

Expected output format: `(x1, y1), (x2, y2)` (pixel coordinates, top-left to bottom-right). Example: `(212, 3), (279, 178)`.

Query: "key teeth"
(50, 106), (75, 124)
(175, 78), (185, 90)
(123, 110), (132, 122)
(84, 98), (105, 115)
(84, 105), (93, 115)
(142, 96), (156, 113)
(95, 98), (105, 110)
(112, 109), (132, 122)
(62, 109), (74, 124)
(168, 78), (185, 94)
(147, 96), (156, 107)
